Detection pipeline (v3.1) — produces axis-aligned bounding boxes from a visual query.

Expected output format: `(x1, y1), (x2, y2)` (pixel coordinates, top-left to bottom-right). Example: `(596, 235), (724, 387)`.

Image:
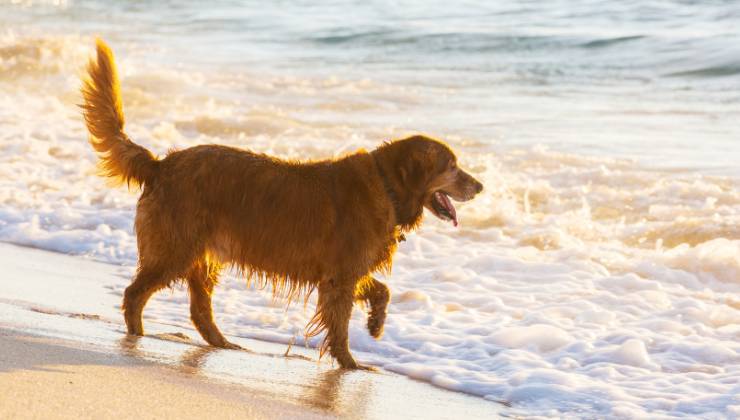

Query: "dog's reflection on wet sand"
(301, 368), (374, 417)
(117, 334), (374, 417)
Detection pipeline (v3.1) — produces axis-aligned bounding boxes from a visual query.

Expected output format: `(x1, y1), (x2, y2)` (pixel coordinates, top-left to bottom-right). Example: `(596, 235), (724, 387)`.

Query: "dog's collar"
(372, 153), (403, 226)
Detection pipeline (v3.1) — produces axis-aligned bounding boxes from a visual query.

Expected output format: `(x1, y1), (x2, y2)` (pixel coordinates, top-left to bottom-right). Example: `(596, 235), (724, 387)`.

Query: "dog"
(81, 39), (483, 369)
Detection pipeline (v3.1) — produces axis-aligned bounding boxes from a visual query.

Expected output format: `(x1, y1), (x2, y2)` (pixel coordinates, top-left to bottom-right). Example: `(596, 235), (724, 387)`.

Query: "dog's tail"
(81, 38), (158, 188)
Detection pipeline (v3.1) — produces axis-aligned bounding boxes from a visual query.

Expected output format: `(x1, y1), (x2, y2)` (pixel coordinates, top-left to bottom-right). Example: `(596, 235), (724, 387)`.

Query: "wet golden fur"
(81, 39), (483, 369)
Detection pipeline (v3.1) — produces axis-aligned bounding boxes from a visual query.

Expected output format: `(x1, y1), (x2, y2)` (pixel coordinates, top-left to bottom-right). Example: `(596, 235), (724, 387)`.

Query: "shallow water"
(0, 1), (739, 418)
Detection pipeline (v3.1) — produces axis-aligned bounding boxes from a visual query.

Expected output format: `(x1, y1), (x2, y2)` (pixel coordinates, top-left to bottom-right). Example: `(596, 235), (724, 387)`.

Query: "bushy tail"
(81, 39), (158, 188)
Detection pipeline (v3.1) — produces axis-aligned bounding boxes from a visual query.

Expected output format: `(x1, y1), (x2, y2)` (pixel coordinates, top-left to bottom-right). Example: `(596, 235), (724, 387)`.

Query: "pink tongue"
(439, 193), (458, 227)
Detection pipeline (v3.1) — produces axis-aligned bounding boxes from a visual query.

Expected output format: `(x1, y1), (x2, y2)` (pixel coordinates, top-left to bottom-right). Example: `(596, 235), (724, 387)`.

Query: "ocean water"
(1, 0), (739, 417)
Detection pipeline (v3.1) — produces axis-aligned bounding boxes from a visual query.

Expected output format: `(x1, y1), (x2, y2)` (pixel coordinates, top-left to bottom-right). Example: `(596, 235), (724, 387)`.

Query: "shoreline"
(0, 242), (509, 419)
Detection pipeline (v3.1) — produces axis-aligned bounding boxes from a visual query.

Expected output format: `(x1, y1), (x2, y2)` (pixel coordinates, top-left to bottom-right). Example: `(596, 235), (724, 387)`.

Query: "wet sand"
(0, 330), (327, 419)
(0, 243), (511, 419)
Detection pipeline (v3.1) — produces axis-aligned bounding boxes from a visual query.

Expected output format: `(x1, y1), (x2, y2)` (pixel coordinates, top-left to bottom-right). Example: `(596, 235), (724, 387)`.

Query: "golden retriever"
(81, 39), (483, 369)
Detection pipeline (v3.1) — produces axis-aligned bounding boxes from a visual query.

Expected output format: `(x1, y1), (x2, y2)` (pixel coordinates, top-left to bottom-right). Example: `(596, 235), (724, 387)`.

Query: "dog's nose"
(475, 180), (483, 194)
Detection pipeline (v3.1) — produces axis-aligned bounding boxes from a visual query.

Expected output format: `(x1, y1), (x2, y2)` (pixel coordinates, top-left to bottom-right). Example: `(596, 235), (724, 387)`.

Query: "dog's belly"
(205, 227), (395, 283)
(206, 235), (235, 264)
(206, 230), (332, 282)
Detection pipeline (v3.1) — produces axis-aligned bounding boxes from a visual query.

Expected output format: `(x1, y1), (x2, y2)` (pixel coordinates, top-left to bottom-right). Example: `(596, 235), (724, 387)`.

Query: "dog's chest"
(363, 230), (403, 275)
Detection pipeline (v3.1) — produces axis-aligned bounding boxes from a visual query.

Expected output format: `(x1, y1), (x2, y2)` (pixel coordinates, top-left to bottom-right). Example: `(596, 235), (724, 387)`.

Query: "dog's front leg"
(312, 278), (371, 370)
(355, 277), (390, 339)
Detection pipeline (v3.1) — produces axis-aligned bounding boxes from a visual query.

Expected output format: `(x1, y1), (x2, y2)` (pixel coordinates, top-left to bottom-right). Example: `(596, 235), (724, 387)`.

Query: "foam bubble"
(489, 324), (574, 352)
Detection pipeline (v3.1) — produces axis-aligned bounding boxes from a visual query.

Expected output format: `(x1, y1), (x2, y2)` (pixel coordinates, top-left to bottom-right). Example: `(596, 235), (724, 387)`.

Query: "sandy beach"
(0, 332), (327, 419)
(0, 243), (508, 419)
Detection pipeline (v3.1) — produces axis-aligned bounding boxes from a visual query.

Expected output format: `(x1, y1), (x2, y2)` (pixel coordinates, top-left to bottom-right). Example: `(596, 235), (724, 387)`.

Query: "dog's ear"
(398, 148), (432, 192)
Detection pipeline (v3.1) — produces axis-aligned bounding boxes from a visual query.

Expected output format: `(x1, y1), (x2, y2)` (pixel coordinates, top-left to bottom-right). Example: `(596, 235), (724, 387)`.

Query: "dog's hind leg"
(355, 277), (390, 339)
(186, 260), (241, 350)
(123, 266), (173, 336)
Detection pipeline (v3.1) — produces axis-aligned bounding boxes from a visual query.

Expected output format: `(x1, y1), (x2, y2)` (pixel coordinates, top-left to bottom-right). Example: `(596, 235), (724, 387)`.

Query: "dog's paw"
(213, 340), (243, 350)
(223, 341), (244, 350)
(367, 313), (386, 339)
(339, 360), (377, 372)
(356, 364), (378, 372)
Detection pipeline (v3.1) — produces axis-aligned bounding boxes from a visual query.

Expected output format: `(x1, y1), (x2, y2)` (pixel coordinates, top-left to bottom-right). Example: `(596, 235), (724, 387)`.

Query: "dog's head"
(375, 135), (483, 228)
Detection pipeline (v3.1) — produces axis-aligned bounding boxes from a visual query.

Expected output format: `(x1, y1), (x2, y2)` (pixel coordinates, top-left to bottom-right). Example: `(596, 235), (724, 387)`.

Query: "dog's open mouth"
(430, 191), (458, 227)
